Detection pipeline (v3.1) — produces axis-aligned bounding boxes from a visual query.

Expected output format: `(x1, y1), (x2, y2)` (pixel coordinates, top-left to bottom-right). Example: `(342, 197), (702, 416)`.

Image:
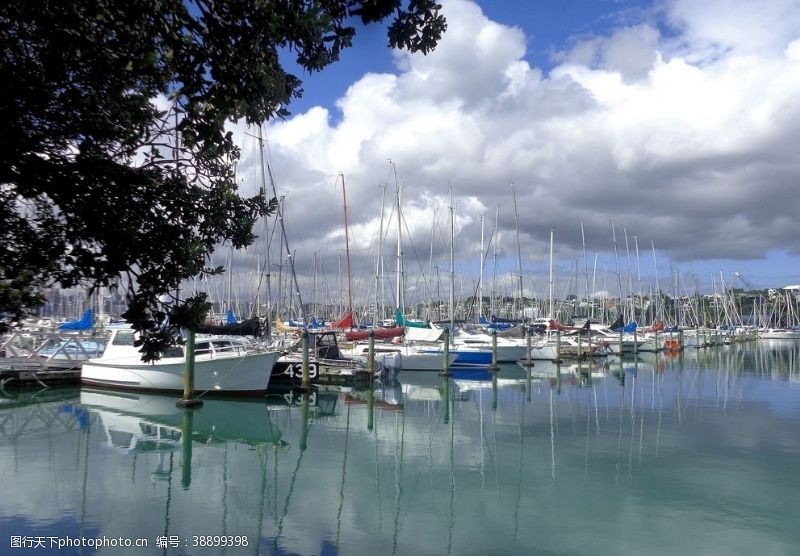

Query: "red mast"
(339, 173), (354, 326)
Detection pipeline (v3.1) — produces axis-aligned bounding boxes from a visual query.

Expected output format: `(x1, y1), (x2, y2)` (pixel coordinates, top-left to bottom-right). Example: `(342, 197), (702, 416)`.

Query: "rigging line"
(398, 196), (449, 312)
(266, 162), (308, 325)
(336, 173), (355, 319)
(464, 224), (497, 321)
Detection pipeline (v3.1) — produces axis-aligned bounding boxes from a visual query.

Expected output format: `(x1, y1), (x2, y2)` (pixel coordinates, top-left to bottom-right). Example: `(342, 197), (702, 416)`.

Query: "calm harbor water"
(2, 341), (800, 555)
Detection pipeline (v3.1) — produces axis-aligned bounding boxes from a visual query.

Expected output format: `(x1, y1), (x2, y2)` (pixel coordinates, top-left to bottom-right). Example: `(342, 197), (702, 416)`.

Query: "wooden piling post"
(301, 328), (310, 390)
(367, 330), (375, 373)
(587, 327), (593, 357)
(556, 330), (562, 362)
(367, 329), (375, 387)
(440, 328), (452, 377)
(489, 328), (499, 370)
(177, 329), (203, 408)
(525, 326), (532, 368)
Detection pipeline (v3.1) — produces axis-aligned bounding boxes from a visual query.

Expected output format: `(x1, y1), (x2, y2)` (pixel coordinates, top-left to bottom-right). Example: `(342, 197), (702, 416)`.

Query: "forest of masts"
(36, 271), (800, 331)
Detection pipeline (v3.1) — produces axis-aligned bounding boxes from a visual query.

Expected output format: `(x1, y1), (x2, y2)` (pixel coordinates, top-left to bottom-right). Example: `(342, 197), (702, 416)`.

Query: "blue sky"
(232, 0), (800, 301)
(288, 1), (657, 117)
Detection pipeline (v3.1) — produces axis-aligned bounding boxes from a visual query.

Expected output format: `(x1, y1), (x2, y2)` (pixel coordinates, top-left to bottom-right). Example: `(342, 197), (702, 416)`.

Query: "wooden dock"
(0, 367), (82, 388)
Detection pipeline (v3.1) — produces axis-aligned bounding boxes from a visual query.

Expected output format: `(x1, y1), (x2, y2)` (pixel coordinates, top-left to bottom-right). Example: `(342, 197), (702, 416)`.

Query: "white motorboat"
(81, 327), (280, 394)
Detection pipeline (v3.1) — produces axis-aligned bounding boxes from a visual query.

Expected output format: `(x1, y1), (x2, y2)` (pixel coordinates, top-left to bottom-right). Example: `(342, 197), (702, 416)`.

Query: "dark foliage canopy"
(0, 0), (445, 358)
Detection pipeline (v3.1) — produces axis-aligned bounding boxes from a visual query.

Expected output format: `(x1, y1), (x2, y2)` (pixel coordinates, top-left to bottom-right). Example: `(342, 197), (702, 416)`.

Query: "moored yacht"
(81, 327), (280, 394)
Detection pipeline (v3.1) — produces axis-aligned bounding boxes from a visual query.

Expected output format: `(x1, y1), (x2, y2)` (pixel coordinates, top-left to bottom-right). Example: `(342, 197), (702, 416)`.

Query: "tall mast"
(634, 234), (641, 321)
(266, 164), (308, 325)
(257, 125), (272, 322)
(580, 218), (589, 315)
(226, 246), (233, 317)
(491, 203), (499, 319)
(376, 182), (387, 325)
(512, 183), (524, 319)
(611, 220), (623, 322)
(548, 228), (555, 319)
(274, 197), (284, 321)
(651, 241), (661, 322)
(391, 161), (403, 315)
(591, 252), (598, 320)
(449, 187), (455, 331)
(624, 226), (632, 321)
(339, 173), (354, 321)
(311, 251), (317, 318)
(479, 213), (485, 321)
(428, 208), (437, 320)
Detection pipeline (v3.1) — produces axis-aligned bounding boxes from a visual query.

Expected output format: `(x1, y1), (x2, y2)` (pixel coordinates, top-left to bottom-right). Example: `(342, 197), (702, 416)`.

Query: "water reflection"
(0, 341), (798, 554)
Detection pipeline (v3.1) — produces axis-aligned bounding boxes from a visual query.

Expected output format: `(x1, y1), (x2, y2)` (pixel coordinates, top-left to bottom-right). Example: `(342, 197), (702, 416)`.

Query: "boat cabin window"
(140, 424), (181, 442)
(108, 430), (134, 449)
(112, 330), (136, 346)
(211, 340), (234, 352)
(195, 342), (211, 355)
(315, 333), (340, 359)
(317, 333), (336, 347)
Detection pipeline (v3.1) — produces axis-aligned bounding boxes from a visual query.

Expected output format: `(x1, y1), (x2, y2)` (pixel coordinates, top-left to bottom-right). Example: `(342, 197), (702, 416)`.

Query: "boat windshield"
(194, 340), (244, 357)
(112, 331), (136, 346)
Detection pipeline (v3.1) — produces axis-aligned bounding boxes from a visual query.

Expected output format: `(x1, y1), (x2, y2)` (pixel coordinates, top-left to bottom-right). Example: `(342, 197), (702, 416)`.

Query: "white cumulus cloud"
(226, 0), (800, 306)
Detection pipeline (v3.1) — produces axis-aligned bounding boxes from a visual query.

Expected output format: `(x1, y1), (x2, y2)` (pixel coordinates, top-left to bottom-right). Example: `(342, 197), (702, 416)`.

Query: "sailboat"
(422, 190), (527, 366)
(341, 164), (456, 371)
(268, 173), (402, 382)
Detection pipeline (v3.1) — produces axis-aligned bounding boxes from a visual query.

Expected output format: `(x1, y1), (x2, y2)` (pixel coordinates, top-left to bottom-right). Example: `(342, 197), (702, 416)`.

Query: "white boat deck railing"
(1, 331), (107, 371)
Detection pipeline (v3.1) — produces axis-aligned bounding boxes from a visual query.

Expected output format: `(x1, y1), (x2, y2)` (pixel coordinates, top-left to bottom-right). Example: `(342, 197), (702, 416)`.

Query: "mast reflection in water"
(1, 342), (800, 555)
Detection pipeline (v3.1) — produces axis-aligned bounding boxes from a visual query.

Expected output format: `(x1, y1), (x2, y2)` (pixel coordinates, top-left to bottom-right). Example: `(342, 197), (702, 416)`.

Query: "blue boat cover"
(623, 321), (638, 333)
(59, 308), (93, 331)
(479, 315), (511, 330)
(225, 309), (238, 325)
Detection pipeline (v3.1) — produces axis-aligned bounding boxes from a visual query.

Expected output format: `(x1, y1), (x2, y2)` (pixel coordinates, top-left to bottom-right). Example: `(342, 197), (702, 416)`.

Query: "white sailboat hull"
(342, 343), (457, 371)
(528, 341), (559, 360)
(759, 329), (800, 340)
